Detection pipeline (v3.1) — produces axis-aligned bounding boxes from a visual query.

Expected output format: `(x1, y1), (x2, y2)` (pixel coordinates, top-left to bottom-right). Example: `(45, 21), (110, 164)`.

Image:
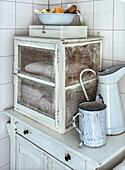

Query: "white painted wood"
(16, 134), (71, 170)
(7, 119), (17, 170)
(64, 40), (102, 47)
(5, 109), (125, 170)
(54, 44), (59, 128)
(29, 25), (88, 39)
(14, 36), (102, 44)
(65, 78), (97, 90)
(14, 36), (102, 134)
(17, 73), (55, 87)
(57, 43), (66, 133)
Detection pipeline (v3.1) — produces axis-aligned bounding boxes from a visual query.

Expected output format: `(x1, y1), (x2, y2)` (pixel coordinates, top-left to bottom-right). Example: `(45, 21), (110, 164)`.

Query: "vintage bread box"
(29, 25), (88, 39)
(14, 36), (102, 134)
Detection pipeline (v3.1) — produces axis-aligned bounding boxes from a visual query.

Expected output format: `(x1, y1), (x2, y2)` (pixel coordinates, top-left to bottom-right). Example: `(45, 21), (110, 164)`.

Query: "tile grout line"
(0, 162), (10, 169)
(0, 82), (13, 86)
(0, 55), (14, 58)
(76, 0), (78, 25)
(32, 0), (34, 26)
(0, 136), (9, 141)
(15, 0), (17, 35)
(0, 0), (35, 5)
(93, 0), (94, 36)
(112, 0), (115, 67)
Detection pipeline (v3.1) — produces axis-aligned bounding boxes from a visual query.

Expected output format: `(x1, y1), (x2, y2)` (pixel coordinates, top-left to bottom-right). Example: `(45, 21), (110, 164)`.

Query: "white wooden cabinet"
(16, 135), (71, 170)
(5, 109), (125, 170)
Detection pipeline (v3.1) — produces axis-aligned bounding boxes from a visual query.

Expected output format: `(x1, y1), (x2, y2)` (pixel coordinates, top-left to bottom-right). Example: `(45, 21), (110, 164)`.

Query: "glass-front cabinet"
(14, 36), (102, 134)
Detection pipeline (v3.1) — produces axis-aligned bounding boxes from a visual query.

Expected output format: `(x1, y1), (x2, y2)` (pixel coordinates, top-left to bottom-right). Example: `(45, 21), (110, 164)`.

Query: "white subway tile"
(49, 4), (61, 8)
(88, 30), (94, 36)
(102, 60), (112, 70)
(50, 0), (61, 5)
(0, 83), (14, 112)
(114, 31), (125, 62)
(0, 163), (9, 170)
(34, 0), (48, 5)
(0, 57), (13, 84)
(0, 137), (10, 167)
(0, 1), (15, 29)
(114, 0), (125, 30)
(0, 113), (9, 140)
(16, 29), (29, 36)
(77, 1), (93, 29)
(0, 30), (15, 57)
(78, 0), (93, 1)
(120, 93), (125, 118)
(94, 0), (113, 29)
(94, 30), (113, 60)
(16, 3), (33, 29)
(3, 0), (15, 1)
(113, 60), (125, 66)
(62, 0), (76, 4)
(16, 0), (33, 3)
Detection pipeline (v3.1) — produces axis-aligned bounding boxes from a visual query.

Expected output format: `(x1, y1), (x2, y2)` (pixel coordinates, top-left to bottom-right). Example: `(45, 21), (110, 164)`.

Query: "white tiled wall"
(0, 0), (36, 169)
(0, 0), (125, 169)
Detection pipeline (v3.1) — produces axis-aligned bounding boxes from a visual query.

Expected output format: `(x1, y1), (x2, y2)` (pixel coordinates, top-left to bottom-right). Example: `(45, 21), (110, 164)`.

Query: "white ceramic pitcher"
(72, 69), (106, 147)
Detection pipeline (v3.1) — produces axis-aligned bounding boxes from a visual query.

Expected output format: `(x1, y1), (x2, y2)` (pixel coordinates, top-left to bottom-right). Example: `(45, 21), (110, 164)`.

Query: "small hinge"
(57, 110), (59, 122)
(57, 57), (59, 63)
(56, 111), (59, 128)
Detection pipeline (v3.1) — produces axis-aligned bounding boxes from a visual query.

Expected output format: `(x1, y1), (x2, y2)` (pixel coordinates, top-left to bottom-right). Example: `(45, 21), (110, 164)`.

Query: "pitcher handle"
(80, 69), (96, 101)
(72, 113), (84, 135)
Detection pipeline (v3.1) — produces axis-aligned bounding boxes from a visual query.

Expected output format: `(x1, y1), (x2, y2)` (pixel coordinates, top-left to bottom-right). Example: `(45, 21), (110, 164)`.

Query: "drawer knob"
(65, 153), (71, 161)
(23, 130), (29, 135)
(42, 31), (46, 34)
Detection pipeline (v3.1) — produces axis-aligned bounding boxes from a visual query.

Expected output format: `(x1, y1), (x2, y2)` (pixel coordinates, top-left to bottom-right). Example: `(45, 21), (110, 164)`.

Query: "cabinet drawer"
(16, 122), (85, 169)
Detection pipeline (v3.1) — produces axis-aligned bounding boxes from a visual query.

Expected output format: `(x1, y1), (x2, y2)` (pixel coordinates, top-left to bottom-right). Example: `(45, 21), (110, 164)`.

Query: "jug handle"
(72, 113), (84, 135)
(80, 69), (96, 101)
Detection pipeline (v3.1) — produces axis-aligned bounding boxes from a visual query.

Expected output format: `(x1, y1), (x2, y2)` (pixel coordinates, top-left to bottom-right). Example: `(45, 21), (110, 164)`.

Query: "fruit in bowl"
(34, 6), (79, 25)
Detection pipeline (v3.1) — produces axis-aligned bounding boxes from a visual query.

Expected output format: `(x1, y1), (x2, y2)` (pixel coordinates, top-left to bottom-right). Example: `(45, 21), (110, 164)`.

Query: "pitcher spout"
(97, 65), (125, 84)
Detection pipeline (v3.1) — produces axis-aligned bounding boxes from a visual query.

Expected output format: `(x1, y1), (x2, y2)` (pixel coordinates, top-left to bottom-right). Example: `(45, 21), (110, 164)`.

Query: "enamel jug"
(72, 69), (106, 147)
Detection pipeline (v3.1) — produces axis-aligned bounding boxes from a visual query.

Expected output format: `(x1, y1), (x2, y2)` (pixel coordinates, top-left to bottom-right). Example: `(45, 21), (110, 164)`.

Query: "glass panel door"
(17, 77), (55, 119)
(18, 45), (55, 83)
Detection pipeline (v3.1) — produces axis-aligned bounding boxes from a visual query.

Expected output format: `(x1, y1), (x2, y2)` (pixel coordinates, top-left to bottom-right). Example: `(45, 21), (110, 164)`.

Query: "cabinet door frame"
(14, 39), (60, 130)
(16, 134), (71, 170)
(63, 40), (102, 133)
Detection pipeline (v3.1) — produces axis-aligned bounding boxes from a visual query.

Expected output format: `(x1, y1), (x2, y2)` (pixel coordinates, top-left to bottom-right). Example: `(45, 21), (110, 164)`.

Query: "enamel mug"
(72, 69), (106, 148)
(72, 101), (106, 147)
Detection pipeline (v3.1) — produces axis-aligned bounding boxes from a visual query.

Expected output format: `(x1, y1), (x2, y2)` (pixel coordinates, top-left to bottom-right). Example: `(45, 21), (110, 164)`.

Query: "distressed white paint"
(14, 36), (102, 134)
(5, 109), (125, 170)
(29, 25), (88, 39)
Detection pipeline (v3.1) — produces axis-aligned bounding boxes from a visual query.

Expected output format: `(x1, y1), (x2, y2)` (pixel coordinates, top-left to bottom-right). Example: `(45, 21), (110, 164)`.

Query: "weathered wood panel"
(18, 46), (55, 82)
(65, 43), (100, 86)
(18, 77), (55, 119)
(66, 79), (98, 128)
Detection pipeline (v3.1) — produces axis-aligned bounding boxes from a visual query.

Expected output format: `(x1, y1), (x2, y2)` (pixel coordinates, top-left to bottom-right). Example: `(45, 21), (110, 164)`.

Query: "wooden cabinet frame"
(14, 37), (102, 134)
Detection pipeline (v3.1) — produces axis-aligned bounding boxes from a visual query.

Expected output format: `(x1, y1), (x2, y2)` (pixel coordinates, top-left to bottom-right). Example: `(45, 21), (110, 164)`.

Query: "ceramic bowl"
(36, 13), (77, 25)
